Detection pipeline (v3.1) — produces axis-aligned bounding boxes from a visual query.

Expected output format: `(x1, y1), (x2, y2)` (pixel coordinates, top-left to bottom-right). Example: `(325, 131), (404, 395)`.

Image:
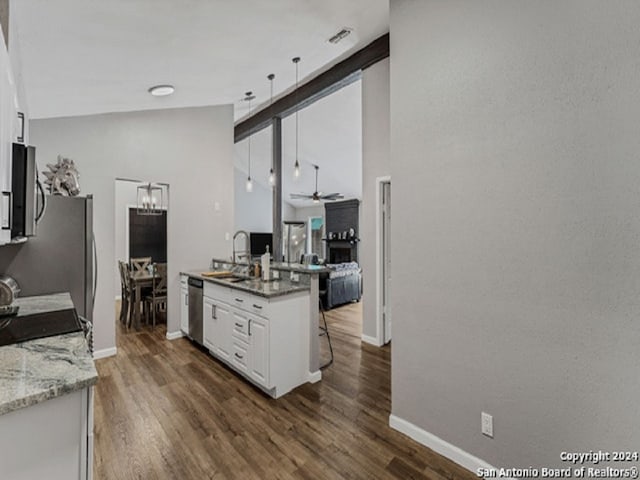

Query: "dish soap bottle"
(261, 245), (270, 281)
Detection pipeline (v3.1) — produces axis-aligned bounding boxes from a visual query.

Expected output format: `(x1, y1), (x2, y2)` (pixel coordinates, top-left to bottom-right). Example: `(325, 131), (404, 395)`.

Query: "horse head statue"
(43, 155), (81, 196)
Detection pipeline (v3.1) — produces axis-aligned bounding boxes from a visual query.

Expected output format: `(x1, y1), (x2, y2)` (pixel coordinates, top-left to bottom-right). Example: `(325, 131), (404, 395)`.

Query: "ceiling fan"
(290, 164), (344, 203)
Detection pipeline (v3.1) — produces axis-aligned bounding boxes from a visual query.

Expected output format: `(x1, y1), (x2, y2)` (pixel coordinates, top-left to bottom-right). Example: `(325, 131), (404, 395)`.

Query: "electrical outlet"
(481, 412), (493, 438)
(272, 270), (280, 279)
(290, 272), (300, 282)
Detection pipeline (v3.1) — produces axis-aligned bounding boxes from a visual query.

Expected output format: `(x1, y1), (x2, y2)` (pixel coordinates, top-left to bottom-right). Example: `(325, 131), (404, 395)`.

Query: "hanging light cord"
(268, 74), (276, 186)
(246, 92), (252, 178)
(269, 74), (274, 108)
(295, 59), (299, 168)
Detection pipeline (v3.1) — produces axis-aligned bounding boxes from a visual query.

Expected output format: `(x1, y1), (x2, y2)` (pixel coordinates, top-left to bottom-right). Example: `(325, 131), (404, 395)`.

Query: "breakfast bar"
(180, 259), (330, 398)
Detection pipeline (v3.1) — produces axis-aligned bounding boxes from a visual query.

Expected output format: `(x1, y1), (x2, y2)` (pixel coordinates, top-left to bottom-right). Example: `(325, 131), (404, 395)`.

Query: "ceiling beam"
(234, 32), (389, 143)
(0, 0), (9, 47)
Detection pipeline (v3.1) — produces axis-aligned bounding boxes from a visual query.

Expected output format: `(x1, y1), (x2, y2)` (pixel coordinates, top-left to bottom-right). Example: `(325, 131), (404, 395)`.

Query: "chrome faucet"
(232, 230), (251, 265)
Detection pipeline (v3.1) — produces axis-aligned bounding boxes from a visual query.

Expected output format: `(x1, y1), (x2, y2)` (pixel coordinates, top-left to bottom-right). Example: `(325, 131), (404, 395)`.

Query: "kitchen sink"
(218, 274), (250, 283)
(239, 278), (263, 288)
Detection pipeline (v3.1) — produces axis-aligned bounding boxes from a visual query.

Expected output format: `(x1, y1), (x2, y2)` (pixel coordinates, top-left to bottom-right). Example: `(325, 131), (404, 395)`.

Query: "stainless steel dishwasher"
(187, 277), (203, 345)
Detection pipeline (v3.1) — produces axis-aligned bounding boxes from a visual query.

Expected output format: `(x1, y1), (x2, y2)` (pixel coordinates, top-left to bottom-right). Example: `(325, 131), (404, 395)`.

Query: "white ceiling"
(234, 79), (362, 208)
(11, 0), (389, 120)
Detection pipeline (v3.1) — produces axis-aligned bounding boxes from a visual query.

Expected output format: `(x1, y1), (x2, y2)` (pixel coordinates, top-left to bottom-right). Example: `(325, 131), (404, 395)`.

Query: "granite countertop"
(183, 270), (310, 298)
(209, 257), (331, 275)
(0, 293), (98, 416)
(269, 262), (331, 274)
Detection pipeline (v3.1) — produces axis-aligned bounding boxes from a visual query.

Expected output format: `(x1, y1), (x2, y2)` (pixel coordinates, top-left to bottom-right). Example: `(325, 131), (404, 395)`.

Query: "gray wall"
(361, 57), (390, 342)
(31, 106), (234, 352)
(390, 0), (640, 469)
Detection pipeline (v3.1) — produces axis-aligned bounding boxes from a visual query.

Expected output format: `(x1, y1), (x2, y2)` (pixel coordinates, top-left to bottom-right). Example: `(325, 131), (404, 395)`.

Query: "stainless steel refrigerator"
(0, 195), (96, 321)
(282, 221), (306, 264)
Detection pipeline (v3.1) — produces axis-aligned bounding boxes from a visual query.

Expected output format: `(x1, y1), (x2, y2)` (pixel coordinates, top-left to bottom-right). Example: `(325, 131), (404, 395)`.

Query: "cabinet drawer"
(230, 291), (269, 317)
(231, 314), (249, 342)
(231, 342), (249, 373)
(204, 282), (231, 303)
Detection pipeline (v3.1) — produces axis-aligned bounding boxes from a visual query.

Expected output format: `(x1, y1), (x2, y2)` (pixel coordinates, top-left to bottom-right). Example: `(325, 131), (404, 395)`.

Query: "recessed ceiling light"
(148, 85), (175, 97)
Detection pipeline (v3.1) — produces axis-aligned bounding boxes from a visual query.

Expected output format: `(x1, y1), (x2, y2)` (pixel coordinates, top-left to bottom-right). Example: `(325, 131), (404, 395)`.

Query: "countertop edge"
(0, 372), (98, 416)
(181, 271), (310, 298)
(208, 258), (331, 274)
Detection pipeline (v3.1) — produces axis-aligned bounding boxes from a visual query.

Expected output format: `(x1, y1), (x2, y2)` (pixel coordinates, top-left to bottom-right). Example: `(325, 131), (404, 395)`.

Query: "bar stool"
(318, 289), (334, 369)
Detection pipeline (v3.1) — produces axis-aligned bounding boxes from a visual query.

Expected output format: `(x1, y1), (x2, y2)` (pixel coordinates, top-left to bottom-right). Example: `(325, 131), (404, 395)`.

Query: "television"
(250, 232), (273, 258)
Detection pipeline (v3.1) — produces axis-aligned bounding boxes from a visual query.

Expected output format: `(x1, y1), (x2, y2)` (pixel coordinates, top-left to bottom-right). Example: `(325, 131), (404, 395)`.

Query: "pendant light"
(137, 182), (163, 215)
(268, 73), (276, 187)
(244, 91), (255, 193)
(292, 57), (301, 180)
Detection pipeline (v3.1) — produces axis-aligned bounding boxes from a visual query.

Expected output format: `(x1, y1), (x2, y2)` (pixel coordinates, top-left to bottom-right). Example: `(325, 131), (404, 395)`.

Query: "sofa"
(320, 262), (362, 310)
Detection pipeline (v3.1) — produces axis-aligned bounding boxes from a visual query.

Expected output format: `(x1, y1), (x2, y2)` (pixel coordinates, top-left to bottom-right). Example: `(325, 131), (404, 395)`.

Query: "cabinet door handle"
(252, 304), (262, 310)
(212, 304), (217, 319)
(235, 322), (243, 328)
(1, 192), (12, 230)
(185, 296), (188, 306)
(235, 297), (244, 303)
(235, 352), (244, 360)
(248, 319), (252, 336)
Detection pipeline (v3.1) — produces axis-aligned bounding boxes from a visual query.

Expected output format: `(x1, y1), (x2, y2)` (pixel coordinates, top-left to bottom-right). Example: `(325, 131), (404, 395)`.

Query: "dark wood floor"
(95, 301), (474, 479)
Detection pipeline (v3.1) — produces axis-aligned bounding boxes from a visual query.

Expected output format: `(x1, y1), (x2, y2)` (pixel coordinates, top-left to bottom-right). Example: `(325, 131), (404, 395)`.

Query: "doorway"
(114, 178), (169, 331)
(377, 177), (391, 345)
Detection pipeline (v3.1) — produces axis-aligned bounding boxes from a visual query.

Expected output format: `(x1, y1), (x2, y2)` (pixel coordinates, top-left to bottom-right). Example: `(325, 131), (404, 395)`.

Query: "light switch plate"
(481, 412), (493, 438)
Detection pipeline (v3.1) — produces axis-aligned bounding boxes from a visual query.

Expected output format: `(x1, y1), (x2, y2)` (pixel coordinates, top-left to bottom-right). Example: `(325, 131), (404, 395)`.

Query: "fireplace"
(329, 246), (353, 264)
(325, 199), (360, 264)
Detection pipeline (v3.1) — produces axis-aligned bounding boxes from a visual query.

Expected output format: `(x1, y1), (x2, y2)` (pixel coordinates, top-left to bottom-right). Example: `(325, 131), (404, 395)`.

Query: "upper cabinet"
(0, 23), (20, 245)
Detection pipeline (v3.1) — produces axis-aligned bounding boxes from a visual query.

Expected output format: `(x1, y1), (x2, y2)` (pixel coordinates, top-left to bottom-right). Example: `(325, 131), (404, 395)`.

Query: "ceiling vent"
(328, 27), (353, 44)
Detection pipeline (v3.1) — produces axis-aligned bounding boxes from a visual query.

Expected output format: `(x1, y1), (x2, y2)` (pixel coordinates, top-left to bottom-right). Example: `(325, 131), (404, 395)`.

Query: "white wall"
(360, 58), (390, 341)
(391, 0), (640, 470)
(233, 166), (272, 233)
(233, 124), (273, 234)
(292, 205), (324, 223)
(31, 106), (234, 353)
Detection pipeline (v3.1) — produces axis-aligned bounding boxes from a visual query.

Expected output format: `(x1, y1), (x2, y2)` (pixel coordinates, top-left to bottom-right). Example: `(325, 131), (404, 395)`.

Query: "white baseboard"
(389, 414), (506, 477)
(361, 333), (382, 346)
(166, 330), (185, 340)
(93, 347), (117, 360)
(307, 370), (322, 383)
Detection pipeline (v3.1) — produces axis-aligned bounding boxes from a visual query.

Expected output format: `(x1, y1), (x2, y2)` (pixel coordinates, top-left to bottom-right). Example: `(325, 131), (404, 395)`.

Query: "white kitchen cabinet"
(0, 30), (18, 245)
(204, 296), (232, 360)
(214, 301), (232, 359)
(203, 296), (214, 348)
(180, 276), (189, 334)
(230, 308), (269, 388)
(0, 387), (94, 480)
(246, 312), (269, 388)
(203, 282), (232, 360)
(198, 276), (310, 397)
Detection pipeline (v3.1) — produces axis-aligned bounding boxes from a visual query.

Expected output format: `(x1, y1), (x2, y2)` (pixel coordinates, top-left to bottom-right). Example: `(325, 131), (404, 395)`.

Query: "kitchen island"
(0, 293), (97, 480)
(180, 260), (330, 398)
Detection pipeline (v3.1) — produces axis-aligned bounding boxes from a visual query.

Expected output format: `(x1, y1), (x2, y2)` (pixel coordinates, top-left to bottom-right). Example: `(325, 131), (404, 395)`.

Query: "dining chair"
(118, 261), (135, 328)
(130, 257), (152, 273)
(144, 263), (167, 329)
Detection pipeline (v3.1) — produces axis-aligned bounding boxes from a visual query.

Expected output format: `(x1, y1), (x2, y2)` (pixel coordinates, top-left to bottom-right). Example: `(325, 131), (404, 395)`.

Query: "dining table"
(129, 269), (155, 329)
